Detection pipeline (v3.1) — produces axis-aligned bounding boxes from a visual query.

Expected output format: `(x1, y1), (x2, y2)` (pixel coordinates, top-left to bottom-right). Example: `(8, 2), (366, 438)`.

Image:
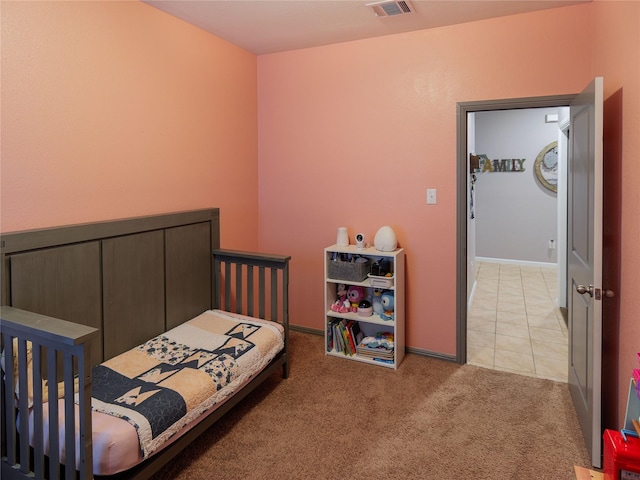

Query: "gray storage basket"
(328, 258), (369, 282)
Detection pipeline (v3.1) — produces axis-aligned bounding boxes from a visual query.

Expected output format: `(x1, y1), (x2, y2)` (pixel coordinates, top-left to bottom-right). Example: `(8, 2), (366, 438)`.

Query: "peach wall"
(1, 1), (259, 250)
(258, 4), (593, 355)
(592, 0), (640, 428)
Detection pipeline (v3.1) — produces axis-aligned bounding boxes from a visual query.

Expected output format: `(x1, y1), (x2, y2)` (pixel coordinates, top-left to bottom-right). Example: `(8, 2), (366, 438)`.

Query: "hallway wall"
(474, 108), (560, 264)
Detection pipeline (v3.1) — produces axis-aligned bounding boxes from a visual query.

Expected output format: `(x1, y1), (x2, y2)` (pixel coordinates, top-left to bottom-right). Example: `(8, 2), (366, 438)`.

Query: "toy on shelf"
(330, 283), (350, 313)
(370, 258), (391, 277)
(381, 291), (394, 320)
(347, 285), (365, 313)
(357, 300), (373, 317)
(371, 287), (384, 316)
(634, 352), (640, 400)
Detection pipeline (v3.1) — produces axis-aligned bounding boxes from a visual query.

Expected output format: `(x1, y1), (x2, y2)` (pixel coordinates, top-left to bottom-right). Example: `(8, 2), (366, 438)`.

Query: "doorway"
(466, 107), (569, 381)
(455, 94), (577, 371)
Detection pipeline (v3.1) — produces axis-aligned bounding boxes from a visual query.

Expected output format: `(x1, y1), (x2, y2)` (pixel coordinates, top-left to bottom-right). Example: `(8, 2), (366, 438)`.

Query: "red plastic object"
(603, 429), (640, 480)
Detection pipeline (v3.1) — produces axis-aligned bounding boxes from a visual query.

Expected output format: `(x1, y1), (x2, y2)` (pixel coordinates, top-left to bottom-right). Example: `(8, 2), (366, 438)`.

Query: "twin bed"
(0, 209), (291, 480)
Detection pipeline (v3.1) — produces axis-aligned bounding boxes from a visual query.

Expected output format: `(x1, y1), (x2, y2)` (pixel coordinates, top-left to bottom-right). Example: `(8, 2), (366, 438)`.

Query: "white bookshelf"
(323, 244), (405, 369)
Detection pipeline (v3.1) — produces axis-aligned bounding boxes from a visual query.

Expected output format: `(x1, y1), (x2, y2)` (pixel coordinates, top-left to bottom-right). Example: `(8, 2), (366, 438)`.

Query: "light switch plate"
(427, 188), (437, 205)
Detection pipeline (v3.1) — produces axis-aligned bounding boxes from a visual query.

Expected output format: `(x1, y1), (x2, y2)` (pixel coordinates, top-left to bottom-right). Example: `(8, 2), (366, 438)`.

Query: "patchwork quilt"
(89, 310), (284, 458)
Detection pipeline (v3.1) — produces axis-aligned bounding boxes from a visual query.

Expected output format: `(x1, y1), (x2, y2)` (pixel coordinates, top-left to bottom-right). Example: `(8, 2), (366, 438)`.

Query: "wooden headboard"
(0, 209), (220, 365)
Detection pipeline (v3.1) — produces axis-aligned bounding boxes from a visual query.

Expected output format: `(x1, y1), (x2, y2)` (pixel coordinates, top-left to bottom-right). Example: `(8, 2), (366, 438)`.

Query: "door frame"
(456, 94), (577, 364)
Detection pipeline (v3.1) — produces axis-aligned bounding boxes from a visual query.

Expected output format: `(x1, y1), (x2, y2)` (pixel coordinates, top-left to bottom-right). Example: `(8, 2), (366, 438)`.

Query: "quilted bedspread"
(90, 310), (284, 458)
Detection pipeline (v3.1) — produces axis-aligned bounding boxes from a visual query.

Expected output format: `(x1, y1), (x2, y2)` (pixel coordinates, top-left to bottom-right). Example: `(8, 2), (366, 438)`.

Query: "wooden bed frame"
(0, 209), (290, 480)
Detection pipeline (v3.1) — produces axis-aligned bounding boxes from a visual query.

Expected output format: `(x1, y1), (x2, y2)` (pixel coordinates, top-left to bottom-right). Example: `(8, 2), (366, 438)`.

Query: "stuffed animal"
(381, 291), (394, 320)
(330, 283), (350, 313)
(371, 287), (385, 316)
(347, 285), (365, 313)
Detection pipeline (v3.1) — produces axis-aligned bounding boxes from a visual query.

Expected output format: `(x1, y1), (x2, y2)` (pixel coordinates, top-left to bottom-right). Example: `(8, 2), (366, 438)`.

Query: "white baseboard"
(475, 256), (557, 269)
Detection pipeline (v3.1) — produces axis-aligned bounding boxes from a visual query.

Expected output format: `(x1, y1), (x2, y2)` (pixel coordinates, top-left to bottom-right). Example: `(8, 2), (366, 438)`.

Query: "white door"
(567, 77), (604, 468)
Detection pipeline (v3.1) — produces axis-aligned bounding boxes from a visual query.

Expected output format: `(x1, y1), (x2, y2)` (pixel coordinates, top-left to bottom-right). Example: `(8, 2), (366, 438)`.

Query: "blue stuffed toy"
(371, 287), (384, 316)
(380, 291), (394, 321)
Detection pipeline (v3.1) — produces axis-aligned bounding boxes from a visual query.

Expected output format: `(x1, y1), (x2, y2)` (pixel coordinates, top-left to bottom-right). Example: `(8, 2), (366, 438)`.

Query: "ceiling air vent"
(366, 0), (414, 17)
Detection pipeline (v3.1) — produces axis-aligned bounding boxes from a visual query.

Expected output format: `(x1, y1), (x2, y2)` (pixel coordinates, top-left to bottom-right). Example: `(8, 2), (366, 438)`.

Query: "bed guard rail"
(1, 306), (99, 480)
(213, 249), (291, 377)
(213, 249), (290, 324)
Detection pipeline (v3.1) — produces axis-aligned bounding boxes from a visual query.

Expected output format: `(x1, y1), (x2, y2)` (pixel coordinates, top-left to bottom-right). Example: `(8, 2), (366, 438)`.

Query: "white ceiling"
(144, 0), (589, 55)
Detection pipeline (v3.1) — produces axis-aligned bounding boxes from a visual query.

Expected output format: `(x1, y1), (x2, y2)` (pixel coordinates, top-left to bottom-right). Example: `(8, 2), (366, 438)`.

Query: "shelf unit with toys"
(324, 244), (405, 369)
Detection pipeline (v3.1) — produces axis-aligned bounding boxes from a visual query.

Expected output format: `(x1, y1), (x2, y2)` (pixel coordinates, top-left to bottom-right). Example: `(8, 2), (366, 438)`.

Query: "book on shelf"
(334, 320), (346, 354)
(327, 318), (366, 356)
(356, 331), (395, 360)
(343, 320), (356, 354)
(349, 321), (365, 350)
(356, 347), (394, 358)
(327, 323), (395, 365)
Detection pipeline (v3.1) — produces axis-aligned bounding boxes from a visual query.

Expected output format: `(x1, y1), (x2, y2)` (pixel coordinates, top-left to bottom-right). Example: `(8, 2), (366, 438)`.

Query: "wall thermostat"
(355, 233), (365, 249)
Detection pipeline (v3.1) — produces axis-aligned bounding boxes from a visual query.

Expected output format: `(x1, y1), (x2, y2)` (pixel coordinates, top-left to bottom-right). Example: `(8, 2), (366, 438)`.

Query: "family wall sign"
(470, 154), (526, 174)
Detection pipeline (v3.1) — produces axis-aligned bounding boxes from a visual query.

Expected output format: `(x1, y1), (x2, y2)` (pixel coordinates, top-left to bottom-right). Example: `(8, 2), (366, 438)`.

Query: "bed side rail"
(1, 307), (98, 480)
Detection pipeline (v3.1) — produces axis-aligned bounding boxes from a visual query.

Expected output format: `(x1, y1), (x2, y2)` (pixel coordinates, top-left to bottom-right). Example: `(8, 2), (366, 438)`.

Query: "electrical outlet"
(548, 239), (556, 250)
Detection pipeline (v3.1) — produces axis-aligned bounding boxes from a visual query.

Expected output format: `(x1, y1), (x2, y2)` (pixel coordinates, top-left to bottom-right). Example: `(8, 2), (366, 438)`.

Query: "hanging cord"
(470, 174), (477, 219)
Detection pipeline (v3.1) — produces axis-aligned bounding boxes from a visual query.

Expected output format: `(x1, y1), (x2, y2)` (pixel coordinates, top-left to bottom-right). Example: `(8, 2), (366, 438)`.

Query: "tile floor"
(467, 261), (568, 382)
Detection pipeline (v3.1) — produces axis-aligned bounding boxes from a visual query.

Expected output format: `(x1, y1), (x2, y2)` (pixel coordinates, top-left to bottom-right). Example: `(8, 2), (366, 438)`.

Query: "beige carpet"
(153, 330), (591, 479)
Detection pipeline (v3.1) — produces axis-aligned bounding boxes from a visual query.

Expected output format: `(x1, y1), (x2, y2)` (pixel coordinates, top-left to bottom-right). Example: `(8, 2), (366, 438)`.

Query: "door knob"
(576, 284), (593, 296)
(576, 284), (615, 299)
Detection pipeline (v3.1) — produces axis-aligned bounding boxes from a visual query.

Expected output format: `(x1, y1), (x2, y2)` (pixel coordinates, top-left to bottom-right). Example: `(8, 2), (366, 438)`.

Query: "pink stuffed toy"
(347, 286), (365, 313)
(330, 283), (350, 313)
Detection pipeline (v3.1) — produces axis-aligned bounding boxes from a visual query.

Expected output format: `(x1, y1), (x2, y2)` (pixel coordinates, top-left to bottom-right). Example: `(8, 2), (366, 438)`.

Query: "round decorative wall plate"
(534, 141), (558, 193)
